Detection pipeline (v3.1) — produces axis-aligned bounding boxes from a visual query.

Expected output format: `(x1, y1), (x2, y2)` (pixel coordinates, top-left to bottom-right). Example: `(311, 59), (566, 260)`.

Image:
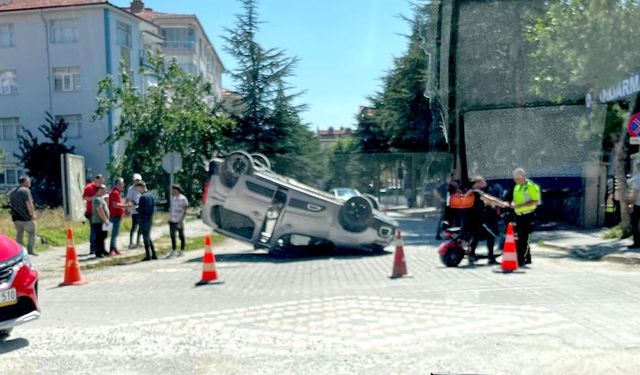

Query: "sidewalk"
(33, 218), (214, 277)
(536, 228), (640, 265)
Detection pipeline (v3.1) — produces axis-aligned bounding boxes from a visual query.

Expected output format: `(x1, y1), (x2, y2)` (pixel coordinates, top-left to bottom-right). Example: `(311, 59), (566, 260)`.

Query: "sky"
(111, 0), (414, 129)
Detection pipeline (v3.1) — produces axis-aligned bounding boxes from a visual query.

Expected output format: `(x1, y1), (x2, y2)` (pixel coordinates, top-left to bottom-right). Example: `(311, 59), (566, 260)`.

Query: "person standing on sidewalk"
(108, 178), (127, 256)
(83, 174), (104, 255)
(91, 184), (111, 258)
(510, 168), (541, 266)
(629, 167), (640, 249)
(167, 184), (189, 258)
(126, 173), (143, 249)
(136, 181), (157, 261)
(9, 176), (37, 255)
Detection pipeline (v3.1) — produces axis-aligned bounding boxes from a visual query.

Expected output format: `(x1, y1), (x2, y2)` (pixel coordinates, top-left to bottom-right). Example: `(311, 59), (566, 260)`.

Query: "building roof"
(0, 0), (105, 12)
(123, 7), (184, 21)
(318, 127), (353, 136)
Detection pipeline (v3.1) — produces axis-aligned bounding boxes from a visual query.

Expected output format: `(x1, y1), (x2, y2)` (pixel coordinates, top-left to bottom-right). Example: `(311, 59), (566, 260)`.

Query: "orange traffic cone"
(496, 222), (520, 273)
(59, 228), (86, 287)
(195, 235), (224, 286)
(389, 229), (412, 279)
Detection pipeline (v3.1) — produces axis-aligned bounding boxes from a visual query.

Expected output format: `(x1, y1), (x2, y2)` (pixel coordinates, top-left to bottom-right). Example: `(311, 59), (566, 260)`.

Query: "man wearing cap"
(9, 176), (37, 255)
(135, 181), (157, 261)
(83, 174), (104, 255)
(510, 168), (541, 266)
(91, 184), (111, 258)
(167, 184), (189, 258)
(126, 173), (143, 249)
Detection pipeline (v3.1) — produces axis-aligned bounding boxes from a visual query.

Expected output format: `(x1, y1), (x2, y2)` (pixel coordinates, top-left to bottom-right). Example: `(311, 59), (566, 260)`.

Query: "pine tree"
(223, 0), (298, 152)
(15, 113), (75, 207)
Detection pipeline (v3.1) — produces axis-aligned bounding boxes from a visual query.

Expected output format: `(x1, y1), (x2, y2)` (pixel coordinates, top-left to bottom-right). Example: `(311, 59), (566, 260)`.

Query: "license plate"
(0, 289), (17, 307)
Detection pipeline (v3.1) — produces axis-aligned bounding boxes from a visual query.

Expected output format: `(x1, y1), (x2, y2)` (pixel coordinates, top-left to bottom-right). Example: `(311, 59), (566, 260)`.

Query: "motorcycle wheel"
(440, 244), (465, 267)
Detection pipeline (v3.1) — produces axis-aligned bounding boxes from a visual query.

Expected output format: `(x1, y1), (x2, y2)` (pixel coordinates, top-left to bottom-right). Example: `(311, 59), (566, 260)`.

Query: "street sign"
(631, 137), (640, 145)
(162, 151), (182, 173)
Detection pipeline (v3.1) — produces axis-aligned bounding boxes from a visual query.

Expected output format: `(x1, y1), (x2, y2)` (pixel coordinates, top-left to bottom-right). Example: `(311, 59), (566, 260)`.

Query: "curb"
(602, 254), (640, 265)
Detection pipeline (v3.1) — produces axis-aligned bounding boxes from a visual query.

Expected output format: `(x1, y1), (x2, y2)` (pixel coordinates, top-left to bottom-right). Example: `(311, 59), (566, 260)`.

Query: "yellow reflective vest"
(513, 180), (541, 215)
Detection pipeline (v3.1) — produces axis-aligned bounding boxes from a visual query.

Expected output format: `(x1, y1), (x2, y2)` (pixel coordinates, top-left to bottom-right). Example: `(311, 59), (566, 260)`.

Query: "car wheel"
(0, 328), (12, 341)
(251, 153), (272, 171)
(440, 245), (464, 267)
(362, 194), (380, 211)
(221, 151), (254, 188)
(339, 196), (373, 233)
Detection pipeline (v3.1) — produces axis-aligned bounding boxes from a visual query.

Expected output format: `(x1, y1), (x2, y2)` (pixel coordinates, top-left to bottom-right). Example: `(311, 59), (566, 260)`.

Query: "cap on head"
(171, 184), (182, 193)
(133, 173), (142, 181)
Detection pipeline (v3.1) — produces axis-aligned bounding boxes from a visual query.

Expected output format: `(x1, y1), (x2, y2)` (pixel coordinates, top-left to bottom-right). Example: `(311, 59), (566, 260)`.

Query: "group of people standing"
(434, 167), (541, 267)
(82, 173), (189, 261)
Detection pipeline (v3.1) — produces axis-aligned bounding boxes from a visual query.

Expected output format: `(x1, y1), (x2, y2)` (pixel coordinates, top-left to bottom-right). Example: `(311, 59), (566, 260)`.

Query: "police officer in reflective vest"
(510, 168), (541, 266)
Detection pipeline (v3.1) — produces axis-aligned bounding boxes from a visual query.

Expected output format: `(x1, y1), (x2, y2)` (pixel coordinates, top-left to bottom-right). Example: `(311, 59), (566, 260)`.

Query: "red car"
(0, 234), (40, 339)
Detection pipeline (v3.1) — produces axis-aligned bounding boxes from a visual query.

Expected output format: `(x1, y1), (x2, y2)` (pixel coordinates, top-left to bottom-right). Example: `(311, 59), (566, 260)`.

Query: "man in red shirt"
(83, 174), (104, 255)
(108, 178), (127, 256)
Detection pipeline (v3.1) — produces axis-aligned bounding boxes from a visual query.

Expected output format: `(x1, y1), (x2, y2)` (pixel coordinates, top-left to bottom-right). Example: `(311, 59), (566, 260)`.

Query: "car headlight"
(20, 247), (34, 269)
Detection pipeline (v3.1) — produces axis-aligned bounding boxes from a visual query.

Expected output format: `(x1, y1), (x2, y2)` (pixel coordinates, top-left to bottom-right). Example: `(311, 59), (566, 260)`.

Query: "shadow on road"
(186, 248), (392, 264)
(0, 337), (29, 354)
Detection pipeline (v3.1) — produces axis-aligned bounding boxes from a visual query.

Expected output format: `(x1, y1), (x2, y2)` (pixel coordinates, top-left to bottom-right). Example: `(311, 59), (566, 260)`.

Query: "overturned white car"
(202, 151), (398, 254)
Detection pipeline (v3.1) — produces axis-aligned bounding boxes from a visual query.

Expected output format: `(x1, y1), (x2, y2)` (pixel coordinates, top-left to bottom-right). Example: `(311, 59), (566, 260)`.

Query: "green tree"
(94, 52), (233, 202)
(15, 113), (75, 207)
(365, 1), (446, 153)
(526, 0), (640, 234)
(222, 0), (326, 185)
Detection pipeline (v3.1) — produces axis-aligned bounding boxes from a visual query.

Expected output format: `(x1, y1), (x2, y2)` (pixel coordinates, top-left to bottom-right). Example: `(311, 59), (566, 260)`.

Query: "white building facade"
(0, 0), (223, 186)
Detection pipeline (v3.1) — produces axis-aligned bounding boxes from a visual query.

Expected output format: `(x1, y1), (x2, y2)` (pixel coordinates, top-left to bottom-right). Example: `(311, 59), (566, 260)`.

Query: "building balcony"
(161, 41), (195, 50)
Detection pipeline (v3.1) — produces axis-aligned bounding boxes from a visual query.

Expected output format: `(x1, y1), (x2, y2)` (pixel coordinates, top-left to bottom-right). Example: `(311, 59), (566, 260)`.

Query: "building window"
(161, 27), (195, 49)
(0, 23), (14, 47)
(53, 67), (81, 92)
(55, 114), (82, 138)
(117, 22), (131, 47)
(50, 19), (78, 43)
(0, 70), (17, 95)
(0, 117), (20, 141)
(120, 46), (131, 71)
(179, 63), (197, 75)
(0, 168), (25, 186)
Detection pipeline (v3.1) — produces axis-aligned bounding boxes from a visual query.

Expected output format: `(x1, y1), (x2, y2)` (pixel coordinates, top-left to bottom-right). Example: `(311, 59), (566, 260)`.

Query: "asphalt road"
(2, 216), (640, 374)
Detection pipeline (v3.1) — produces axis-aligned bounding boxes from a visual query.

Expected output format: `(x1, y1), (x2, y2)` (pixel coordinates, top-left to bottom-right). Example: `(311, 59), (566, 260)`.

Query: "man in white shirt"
(126, 173), (143, 249)
(167, 184), (189, 258)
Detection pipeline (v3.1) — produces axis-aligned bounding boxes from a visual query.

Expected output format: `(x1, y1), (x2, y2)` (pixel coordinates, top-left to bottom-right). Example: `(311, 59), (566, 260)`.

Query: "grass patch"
(80, 233), (225, 271)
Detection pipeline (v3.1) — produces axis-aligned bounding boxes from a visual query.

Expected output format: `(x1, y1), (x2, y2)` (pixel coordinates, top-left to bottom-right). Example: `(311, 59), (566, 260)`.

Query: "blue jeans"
(109, 216), (122, 251)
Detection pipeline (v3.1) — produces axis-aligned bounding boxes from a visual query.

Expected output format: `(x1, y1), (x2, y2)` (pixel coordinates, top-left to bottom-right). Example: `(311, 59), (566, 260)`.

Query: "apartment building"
(0, 0), (223, 186)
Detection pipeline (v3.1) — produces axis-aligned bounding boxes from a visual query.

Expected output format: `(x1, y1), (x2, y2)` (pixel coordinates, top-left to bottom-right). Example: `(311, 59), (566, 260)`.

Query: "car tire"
(440, 244), (465, 267)
(221, 151), (254, 188)
(339, 196), (373, 233)
(0, 328), (12, 341)
(362, 194), (380, 211)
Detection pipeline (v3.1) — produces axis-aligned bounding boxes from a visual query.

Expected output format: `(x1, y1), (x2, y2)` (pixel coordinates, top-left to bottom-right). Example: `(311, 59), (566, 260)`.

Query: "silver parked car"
(202, 151), (398, 254)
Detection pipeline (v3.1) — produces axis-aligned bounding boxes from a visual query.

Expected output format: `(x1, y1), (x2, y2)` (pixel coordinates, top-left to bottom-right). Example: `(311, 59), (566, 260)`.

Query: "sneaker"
(166, 251), (176, 259)
(109, 250), (117, 257)
(178, 251), (185, 257)
(141, 256), (151, 261)
(114, 249), (121, 255)
(628, 244), (640, 249)
(151, 254), (158, 260)
(28, 252), (38, 256)
(128, 244), (136, 250)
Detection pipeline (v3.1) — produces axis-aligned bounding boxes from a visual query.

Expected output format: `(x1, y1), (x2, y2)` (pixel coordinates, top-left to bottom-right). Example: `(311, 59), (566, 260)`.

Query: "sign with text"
(629, 113), (640, 137)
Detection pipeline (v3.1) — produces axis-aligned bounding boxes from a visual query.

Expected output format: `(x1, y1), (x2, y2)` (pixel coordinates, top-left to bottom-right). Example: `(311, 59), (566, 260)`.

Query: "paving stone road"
(2, 217), (640, 374)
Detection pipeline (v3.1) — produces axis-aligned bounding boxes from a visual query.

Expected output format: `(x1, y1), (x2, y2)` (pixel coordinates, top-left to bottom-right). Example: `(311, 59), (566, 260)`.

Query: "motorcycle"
(438, 210), (515, 267)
